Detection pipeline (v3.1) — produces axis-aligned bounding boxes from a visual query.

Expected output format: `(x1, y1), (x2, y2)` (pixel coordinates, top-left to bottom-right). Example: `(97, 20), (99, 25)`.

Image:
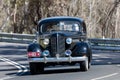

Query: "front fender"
(72, 42), (92, 57)
(27, 43), (43, 52)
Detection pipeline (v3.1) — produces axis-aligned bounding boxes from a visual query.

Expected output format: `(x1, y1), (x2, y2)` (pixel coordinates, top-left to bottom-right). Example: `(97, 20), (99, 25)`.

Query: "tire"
(29, 62), (44, 75)
(80, 57), (89, 71)
(88, 62), (91, 69)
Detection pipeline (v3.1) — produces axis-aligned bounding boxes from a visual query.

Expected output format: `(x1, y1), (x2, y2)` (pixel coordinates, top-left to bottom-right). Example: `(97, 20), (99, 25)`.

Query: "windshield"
(40, 21), (81, 33)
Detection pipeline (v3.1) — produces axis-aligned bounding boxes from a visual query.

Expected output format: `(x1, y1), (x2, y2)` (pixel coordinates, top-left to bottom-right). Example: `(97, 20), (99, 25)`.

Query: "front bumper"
(28, 56), (88, 63)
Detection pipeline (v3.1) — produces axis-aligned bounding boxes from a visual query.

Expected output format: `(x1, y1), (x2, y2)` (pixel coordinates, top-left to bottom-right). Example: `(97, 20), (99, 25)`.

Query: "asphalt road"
(0, 42), (120, 80)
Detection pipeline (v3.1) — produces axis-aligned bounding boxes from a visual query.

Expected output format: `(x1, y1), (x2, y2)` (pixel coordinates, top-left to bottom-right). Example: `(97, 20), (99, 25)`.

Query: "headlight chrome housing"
(66, 38), (72, 44)
(43, 38), (49, 45)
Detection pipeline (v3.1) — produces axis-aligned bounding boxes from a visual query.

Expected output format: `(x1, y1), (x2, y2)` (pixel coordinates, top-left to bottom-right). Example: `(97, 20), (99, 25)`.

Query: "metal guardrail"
(89, 38), (120, 51)
(0, 33), (120, 51)
(0, 33), (35, 44)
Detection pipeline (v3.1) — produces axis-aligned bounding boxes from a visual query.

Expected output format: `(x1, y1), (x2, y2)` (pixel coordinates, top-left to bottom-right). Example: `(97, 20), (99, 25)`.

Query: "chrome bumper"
(28, 56), (88, 63)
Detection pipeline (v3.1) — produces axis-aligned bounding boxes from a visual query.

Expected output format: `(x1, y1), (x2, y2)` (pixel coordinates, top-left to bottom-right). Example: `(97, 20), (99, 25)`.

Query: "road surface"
(0, 42), (120, 80)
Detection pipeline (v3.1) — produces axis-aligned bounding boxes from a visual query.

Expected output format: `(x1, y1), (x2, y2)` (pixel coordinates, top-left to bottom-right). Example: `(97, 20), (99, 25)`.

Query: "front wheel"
(29, 62), (44, 75)
(80, 57), (89, 71)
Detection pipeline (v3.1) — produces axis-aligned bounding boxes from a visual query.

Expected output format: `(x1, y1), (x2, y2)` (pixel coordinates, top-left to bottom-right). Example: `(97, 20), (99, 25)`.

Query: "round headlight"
(66, 38), (72, 44)
(42, 50), (50, 56)
(43, 38), (49, 45)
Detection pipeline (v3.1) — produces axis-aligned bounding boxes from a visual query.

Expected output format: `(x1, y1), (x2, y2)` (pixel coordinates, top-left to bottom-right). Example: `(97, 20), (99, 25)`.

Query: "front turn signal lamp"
(42, 50), (50, 57)
(65, 50), (72, 56)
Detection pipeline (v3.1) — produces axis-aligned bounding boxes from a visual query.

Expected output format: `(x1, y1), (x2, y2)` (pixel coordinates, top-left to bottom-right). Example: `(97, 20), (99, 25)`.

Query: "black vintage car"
(27, 16), (92, 74)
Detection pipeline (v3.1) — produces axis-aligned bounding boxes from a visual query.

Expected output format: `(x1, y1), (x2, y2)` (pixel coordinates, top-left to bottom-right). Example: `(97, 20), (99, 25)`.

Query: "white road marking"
(117, 65), (120, 67)
(93, 54), (101, 57)
(0, 76), (14, 80)
(0, 58), (23, 74)
(0, 56), (28, 80)
(91, 73), (119, 80)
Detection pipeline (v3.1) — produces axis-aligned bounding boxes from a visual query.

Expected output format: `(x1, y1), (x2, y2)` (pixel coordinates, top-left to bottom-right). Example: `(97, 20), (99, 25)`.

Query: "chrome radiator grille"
(50, 34), (65, 57)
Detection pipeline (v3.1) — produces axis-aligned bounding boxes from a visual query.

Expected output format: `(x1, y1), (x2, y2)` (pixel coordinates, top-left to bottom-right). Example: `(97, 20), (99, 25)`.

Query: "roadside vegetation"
(0, 0), (120, 38)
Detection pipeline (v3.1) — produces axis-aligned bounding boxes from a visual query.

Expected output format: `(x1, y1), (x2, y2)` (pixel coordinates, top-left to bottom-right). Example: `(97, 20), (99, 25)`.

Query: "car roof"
(38, 16), (84, 25)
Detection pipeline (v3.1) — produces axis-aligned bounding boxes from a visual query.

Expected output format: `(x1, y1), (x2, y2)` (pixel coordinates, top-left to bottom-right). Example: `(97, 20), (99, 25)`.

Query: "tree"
(0, 0), (120, 38)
